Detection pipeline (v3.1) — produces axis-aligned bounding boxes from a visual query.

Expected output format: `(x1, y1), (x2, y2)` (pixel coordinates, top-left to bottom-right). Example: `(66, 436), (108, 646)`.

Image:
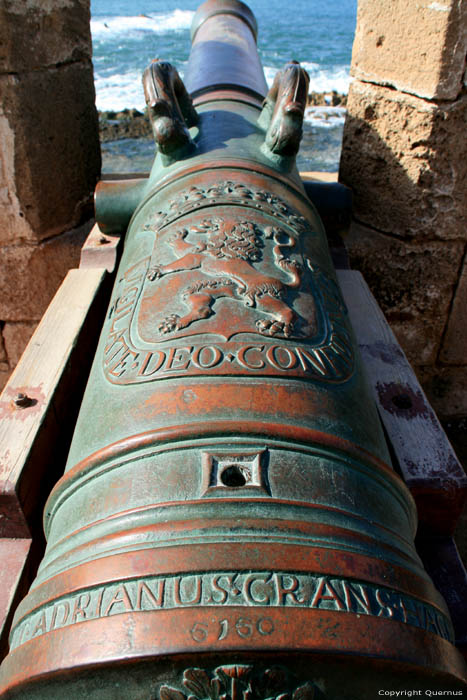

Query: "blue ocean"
(90, 0), (357, 173)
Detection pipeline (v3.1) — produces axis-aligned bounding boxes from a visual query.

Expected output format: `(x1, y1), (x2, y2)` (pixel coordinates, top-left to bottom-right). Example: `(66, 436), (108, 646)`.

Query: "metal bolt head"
(13, 392), (33, 408)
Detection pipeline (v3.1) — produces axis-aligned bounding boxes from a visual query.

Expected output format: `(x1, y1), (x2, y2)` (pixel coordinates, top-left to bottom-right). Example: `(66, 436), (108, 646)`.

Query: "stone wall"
(339, 0), (467, 418)
(0, 0), (101, 390)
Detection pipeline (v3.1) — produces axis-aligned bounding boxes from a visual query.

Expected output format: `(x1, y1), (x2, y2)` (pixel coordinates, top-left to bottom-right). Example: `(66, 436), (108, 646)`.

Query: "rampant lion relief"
(145, 217), (304, 340)
(102, 188), (354, 385)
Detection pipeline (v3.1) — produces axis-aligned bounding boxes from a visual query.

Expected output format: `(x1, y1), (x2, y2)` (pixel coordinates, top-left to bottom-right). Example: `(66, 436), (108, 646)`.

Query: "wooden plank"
(79, 222), (122, 272)
(0, 267), (109, 537)
(299, 171), (338, 182)
(337, 269), (467, 536)
(0, 539), (31, 660)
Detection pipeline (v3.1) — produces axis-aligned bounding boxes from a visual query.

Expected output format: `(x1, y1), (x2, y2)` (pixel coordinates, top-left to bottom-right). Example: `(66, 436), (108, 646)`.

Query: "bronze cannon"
(0, 0), (465, 696)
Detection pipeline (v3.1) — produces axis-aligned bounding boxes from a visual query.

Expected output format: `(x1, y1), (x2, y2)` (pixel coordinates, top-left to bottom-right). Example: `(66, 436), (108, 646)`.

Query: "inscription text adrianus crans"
(11, 570), (454, 649)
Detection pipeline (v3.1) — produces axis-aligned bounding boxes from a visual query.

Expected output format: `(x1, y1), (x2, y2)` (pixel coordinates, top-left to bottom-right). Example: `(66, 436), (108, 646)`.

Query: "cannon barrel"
(184, 0), (267, 100)
(0, 1), (465, 697)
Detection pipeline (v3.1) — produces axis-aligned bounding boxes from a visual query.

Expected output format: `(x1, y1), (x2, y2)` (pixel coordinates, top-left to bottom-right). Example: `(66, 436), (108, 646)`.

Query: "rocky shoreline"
(99, 91), (347, 142)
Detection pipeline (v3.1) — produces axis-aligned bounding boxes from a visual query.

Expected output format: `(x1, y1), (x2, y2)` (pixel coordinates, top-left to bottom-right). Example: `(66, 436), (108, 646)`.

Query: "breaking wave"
(91, 9), (195, 41)
(94, 70), (147, 112)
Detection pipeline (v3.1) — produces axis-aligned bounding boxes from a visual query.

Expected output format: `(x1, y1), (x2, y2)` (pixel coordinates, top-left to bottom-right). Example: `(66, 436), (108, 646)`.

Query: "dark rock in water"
(307, 91), (347, 107)
(99, 108), (152, 142)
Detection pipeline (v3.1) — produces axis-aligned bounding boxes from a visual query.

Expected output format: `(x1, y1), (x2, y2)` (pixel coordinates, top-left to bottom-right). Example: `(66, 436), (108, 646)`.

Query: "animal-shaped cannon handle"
(259, 61), (309, 158)
(143, 60), (199, 162)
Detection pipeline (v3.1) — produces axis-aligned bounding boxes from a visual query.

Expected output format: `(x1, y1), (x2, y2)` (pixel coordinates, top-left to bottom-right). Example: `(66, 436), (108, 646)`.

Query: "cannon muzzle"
(0, 1), (465, 697)
(184, 0), (267, 101)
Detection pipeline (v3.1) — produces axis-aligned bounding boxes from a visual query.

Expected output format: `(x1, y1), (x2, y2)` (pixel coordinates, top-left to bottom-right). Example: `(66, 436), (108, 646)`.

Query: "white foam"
(300, 61), (321, 73)
(305, 66), (351, 94)
(263, 65), (278, 88)
(263, 64), (351, 95)
(91, 9), (195, 41)
(95, 71), (147, 112)
(94, 59), (190, 112)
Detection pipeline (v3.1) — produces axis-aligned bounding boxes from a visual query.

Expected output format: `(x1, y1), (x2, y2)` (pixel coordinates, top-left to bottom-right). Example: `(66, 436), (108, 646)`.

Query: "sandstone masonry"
(339, 0), (467, 418)
(0, 0), (100, 389)
(350, 0), (467, 100)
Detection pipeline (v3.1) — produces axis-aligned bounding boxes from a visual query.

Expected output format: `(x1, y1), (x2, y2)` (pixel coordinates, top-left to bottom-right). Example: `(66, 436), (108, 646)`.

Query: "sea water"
(91, 0), (357, 173)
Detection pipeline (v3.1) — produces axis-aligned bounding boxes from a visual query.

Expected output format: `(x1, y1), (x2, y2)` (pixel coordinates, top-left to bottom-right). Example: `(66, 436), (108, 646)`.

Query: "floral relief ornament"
(155, 665), (324, 700)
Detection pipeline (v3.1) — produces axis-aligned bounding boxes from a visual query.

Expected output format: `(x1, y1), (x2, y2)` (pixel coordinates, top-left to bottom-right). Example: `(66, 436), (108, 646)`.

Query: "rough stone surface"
(351, 0), (467, 100)
(343, 222), (463, 365)
(440, 248), (467, 364)
(0, 0), (92, 73)
(2, 322), (39, 369)
(0, 0), (101, 392)
(417, 366), (467, 419)
(0, 63), (100, 245)
(339, 81), (467, 242)
(0, 221), (91, 322)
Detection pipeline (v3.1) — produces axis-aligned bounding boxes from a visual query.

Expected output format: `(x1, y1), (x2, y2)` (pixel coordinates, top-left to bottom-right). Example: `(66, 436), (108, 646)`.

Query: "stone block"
(440, 251), (467, 365)
(0, 0), (92, 73)
(0, 221), (91, 322)
(343, 222), (463, 365)
(339, 81), (467, 241)
(390, 318), (445, 369)
(2, 322), (39, 369)
(417, 366), (467, 419)
(351, 0), (467, 100)
(0, 63), (100, 245)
